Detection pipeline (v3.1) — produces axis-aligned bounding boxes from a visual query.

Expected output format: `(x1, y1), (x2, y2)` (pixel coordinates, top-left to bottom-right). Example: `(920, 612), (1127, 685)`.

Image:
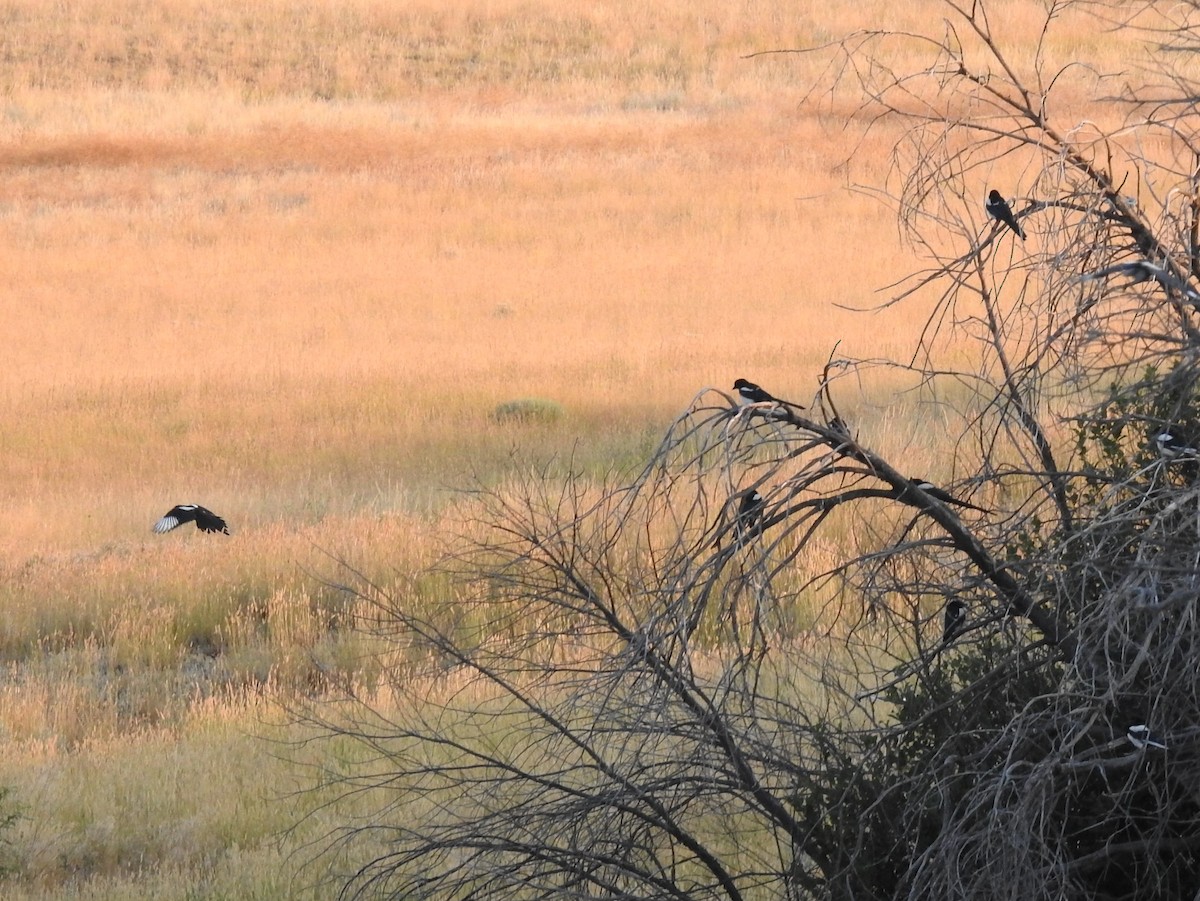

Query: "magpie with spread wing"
(153, 504), (230, 535)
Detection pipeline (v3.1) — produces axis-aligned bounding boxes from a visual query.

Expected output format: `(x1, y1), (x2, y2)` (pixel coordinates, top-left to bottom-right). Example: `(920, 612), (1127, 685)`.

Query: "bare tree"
(300, 2), (1200, 898)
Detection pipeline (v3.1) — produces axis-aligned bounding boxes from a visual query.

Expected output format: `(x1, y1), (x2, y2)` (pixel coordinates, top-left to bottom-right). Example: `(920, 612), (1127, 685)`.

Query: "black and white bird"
(906, 477), (990, 514)
(152, 504), (230, 535)
(943, 599), (968, 644)
(985, 189), (1025, 241)
(1077, 261), (1200, 303)
(732, 378), (805, 411)
(1127, 724), (1167, 751)
(735, 490), (766, 540)
(1154, 428), (1199, 461)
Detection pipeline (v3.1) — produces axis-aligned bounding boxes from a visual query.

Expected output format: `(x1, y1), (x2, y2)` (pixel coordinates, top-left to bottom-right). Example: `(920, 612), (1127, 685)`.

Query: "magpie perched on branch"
(985, 189), (1025, 241)
(1127, 724), (1167, 751)
(1153, 427), (1199, 461)
(732, 378), (805, 411)
(735, 490), (766, 541)
(1077, 261), (1200, 302)
(153, 504), (230, 535)
(942, 599), (968, 644)
(904, 477), (990, 514)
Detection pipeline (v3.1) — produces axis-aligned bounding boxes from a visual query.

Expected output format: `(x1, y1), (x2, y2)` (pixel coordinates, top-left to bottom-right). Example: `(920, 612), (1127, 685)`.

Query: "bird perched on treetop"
(1077, 260), (1200, 303)
(986, 189), (1025, 241)
(732, 378), (805, 410)
(943, 599), (968, 644)
(904, 477), (991, 514)
(153, 504), (230, 535)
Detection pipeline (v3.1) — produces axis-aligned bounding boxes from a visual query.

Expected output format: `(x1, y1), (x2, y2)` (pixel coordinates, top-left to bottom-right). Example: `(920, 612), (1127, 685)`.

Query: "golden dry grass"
(0, 0), (1155, 896)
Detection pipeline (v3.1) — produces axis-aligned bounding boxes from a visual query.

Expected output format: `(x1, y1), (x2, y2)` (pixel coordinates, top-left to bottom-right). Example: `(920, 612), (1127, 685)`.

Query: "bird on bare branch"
(732, 378), (805, 411)
(1153, 427), (1199, 462)
(903, 478), (991, 514)
(1077, 261), (1200, 303)
(734, 489), (766, 542)
(942, 599), (968, 644)
(985, 189), (1025, 241)
(1127, 724), (1167, 751)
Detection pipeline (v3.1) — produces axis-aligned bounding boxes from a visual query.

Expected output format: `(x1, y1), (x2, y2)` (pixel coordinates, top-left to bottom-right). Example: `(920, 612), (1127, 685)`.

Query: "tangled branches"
(303, 2), (1200, 899)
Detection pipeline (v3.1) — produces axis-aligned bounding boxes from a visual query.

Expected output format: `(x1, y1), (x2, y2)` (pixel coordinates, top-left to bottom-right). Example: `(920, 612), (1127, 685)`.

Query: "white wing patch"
(153, 516), (181, 533)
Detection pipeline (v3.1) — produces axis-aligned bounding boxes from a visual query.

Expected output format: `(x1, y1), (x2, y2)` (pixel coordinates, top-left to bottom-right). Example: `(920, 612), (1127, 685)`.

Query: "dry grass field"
(0, 0), (1145, 897)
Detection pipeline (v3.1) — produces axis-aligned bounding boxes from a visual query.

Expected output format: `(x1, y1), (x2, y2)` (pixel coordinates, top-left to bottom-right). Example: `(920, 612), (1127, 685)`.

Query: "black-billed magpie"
(943, 599), (968, 643)
(1127, 724), (1167, 751)
(1154, 428), (1199, 461)
(153, 504), (230, 535)
(1078, 261), (1200, 302)
(986, 189), (1025, 241)
(905, 477), (990, 514)
(735, 490), (766, 540)
(732, 378), (805, 410)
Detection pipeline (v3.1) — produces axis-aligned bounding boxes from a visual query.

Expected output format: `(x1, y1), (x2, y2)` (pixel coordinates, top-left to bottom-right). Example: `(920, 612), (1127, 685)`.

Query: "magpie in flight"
(905, 477), (990, 514)
(1077, 261), (1200, 303)
(735, 490), (766, 540)
(153, 504), (230, 535)
(1154, 428), (1199, 461)
(985, 189), (1025, 241)
(1127, 724), (1167, 751)
(942, 599), (968, 644)
(733, 378), (805, 410)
